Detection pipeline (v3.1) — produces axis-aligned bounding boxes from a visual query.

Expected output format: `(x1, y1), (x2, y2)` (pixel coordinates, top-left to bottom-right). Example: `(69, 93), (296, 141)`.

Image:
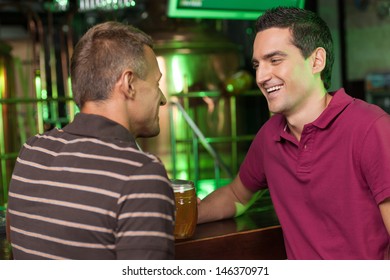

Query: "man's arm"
(379, 198), (390, 236)
(197, 175), (256, 224)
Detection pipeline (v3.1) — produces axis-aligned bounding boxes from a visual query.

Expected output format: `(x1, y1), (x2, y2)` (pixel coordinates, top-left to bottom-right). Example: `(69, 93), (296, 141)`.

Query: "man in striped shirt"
(6, 21), (175, 259)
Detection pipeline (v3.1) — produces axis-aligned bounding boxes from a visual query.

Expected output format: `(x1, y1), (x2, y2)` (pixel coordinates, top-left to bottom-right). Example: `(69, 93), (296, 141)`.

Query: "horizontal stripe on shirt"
(118, 211), (173, 222)
(8, 209), (114, 233)
(36, 133), (158, 161)
(11, 244), (68, 260)
(11, 226), (116, 249)
(12, 174), (120, 198)
(8, 192), (117, 218)
(23, 143), (143, 167)
(16, 157), (170, 182)
(115, 230), (174, 240)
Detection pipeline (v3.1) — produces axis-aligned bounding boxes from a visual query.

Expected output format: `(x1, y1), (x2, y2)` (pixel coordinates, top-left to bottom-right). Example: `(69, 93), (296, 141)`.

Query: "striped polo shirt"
(7, 113), (175, 259)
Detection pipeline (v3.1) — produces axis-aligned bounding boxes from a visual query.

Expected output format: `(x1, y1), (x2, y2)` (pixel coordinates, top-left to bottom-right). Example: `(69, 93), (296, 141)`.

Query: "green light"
(41, 90), (49, 120)
(34, 75), (50, 121)
(41, 89), (47, 100)
(47, 0), (69, 11)
(171, 57), (185, 93)
(177, 170), (188, 180)
(34, 75), (41, 96)
(55, 0), (68, 6)
(67, 77), (72, 97)
(196, 180), (216, 199)
(168, 0), (306, 20)
(226, 84), (234, 93)
(79, 0), (136, 11)
(196, 178), (232, 199)
(0, 66), (5, 98)
(34, 70), (44, 133)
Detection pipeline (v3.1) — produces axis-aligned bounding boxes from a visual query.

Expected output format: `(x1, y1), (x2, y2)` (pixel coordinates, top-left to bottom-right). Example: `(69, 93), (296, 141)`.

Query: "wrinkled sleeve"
(239, 129), (268, 192)
(360, 114), (390, 204)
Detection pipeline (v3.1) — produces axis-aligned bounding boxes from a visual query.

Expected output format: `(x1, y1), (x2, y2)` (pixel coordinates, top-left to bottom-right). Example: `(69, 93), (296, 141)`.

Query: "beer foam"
(173, 186), (193, 193)
(170, 179), (194, 193)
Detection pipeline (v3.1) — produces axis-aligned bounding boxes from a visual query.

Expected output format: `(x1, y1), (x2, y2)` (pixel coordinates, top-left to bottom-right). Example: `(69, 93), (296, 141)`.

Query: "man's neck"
(286, 93), (332, 141)
(81, 100), (131, 133)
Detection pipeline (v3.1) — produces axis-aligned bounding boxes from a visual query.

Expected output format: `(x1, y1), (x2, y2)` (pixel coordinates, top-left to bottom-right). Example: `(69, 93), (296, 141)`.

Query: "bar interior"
(1, 0), (390, 260)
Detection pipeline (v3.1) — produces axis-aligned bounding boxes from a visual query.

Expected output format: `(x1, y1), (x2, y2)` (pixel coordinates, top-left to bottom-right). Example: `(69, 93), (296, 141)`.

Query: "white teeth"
(266, 85), (283, 93)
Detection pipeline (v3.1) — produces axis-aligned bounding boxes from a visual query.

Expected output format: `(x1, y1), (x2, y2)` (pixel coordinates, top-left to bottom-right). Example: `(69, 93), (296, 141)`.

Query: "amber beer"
(171, 179), (197, 239)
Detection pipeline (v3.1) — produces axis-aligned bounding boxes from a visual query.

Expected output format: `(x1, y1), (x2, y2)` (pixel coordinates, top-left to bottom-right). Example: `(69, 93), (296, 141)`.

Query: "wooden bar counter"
(175, 195), (286, 260)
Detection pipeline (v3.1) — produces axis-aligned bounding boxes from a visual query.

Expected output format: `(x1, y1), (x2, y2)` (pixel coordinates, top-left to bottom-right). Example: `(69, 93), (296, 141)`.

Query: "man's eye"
(252, 63), (259, 70)
(271, 58), (282, 64)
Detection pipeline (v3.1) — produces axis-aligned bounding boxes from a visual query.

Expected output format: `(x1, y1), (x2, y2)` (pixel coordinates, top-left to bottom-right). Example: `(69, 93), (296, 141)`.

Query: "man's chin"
(137, 129), (160, 139)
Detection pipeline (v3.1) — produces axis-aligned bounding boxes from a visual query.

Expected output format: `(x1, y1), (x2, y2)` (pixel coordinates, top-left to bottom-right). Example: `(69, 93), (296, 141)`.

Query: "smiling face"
(252, 27), (320, 117)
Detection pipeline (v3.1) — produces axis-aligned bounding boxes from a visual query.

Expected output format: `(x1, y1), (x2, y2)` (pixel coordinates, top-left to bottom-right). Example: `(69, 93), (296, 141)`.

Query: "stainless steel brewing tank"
(137, 29), (243, 178)
(153, 30), (242, 94)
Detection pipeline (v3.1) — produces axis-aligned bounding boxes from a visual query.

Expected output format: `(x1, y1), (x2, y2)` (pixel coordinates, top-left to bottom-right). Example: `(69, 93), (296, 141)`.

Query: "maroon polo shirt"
(240, 88), (390, 259)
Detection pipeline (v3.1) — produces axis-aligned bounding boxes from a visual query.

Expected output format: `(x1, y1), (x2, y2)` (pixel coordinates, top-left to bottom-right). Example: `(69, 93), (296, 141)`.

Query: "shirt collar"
(311, 88), (353, 129)
(62, 113), (136, 143)
(275, 88), (354, 142)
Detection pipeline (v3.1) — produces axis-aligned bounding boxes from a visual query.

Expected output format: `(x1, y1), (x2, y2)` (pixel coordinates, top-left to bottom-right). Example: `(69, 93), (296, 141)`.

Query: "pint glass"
(171, 179), (197, 239)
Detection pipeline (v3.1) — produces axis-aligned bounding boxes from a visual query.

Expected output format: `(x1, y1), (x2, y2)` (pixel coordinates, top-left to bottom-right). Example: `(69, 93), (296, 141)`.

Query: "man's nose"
(160, 89), (167, 105)
(256, 65), (272, 87)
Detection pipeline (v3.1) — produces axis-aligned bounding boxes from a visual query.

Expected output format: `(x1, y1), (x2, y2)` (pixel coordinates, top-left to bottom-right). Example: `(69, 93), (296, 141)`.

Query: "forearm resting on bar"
(197, 175), (255, 224)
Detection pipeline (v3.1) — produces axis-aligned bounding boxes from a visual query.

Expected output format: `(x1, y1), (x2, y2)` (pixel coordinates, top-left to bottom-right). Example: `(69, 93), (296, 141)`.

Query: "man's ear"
(311, 47), (326, 74)
(120, 70), (136, 99)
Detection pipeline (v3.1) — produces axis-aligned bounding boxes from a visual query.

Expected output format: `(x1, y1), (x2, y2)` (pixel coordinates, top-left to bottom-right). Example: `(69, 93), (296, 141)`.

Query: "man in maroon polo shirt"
(198, 7), (390, 259)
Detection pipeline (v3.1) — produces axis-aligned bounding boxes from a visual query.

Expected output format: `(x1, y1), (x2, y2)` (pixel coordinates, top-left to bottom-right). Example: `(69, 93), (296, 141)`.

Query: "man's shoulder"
(347, 98), (389, 125)
(351, 98), (387, 114)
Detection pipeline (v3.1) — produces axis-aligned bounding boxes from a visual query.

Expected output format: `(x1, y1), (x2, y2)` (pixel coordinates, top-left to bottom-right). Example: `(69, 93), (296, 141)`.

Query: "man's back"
(7, 113), (175, 259)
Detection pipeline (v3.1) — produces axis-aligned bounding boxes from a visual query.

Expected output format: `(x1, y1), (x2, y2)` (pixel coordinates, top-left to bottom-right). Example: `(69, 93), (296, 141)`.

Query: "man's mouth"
(266, 85), (283, 94)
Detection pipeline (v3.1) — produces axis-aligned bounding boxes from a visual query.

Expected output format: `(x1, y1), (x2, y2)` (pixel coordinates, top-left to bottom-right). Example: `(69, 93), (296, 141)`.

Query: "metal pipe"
(170, 100), (233, 179)
(46, 8), (60, 128)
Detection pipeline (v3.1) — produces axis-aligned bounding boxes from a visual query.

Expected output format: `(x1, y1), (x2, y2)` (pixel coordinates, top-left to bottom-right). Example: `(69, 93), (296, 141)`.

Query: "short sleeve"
(115, 160), (175, 259)
(239, 129), (268, 192)
(360, 114), (390, 204)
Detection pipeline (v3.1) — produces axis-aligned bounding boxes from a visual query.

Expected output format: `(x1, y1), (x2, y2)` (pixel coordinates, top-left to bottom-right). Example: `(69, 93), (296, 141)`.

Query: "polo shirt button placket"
(297, 126), (314, 173)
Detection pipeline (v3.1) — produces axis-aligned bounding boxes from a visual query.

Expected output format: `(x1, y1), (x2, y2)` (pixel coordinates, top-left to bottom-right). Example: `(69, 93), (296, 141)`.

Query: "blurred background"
(1, 0), (390, 210)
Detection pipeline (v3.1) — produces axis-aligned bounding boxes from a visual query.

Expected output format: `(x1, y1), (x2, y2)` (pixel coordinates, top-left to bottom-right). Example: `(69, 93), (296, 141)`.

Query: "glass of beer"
(171, 179), (197, 239)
